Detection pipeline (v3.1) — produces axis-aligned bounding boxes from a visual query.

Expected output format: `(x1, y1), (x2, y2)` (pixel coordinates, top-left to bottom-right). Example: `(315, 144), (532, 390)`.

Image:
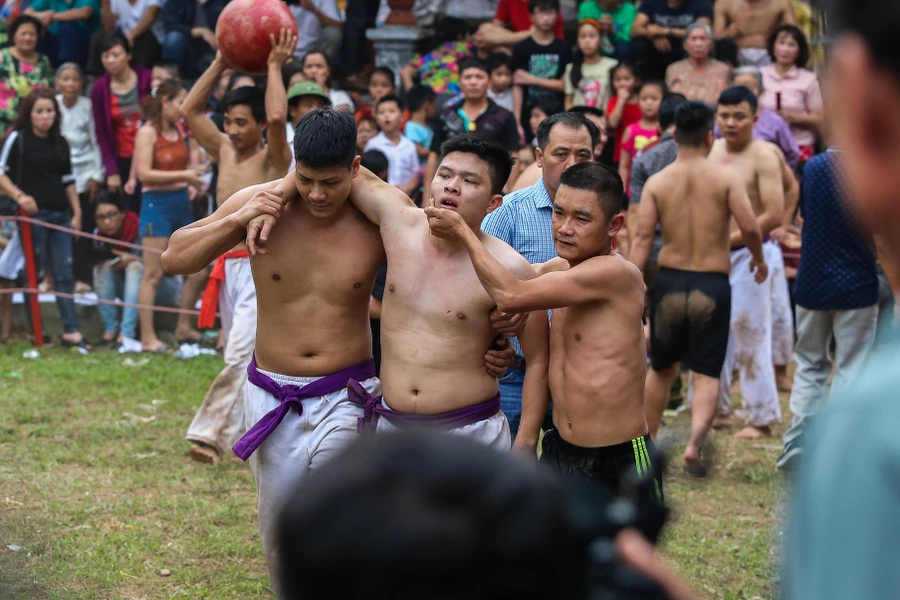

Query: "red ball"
(215, 0), (298, 75)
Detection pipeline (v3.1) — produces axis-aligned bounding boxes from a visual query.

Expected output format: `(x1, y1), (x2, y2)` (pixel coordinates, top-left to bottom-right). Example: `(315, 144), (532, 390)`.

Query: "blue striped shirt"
(482, 178), (557, 358)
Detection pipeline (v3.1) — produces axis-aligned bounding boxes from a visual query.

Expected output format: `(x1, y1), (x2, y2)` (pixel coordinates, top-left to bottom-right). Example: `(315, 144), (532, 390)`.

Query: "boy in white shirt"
(364, 95), (420, 196)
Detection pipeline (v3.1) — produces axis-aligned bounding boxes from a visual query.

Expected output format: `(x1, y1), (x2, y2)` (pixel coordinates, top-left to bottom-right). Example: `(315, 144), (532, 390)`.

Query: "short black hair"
(436, 16), (471, 44)
(220, 86), (266, 123)
(375, 94), (405, 112)
(277, 432), (591, 600)
(439, 134), (513, 195)
(818, 0), (900, 81)
(406, 84), (436, 113)
(361, 150), (389, 179)
(675, 101), (716, 147)
(371, 66), (396, 86)
(487, 52), (512, 73)
(558, 162), (625, 219)
(535, 112), (600, 152)
(458, 57), (490, 77)
(294, 108), (358, 170)
(569, 105), (605, 120)
(93, 190), (120, 210)
(718, 85), (758, 114)
(529, 0), (560, 13)
(766, 24), (811, 69)
(639, 80), (667, 96)
(528, 99), (557, 120)
(659, 93), (688, 131)
(9, 14), (43, 40)
(99, 30), (131, 54)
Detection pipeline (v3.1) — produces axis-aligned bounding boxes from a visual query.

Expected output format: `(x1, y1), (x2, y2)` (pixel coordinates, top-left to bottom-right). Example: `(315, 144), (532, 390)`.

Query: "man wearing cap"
(286, 81), (332, 171)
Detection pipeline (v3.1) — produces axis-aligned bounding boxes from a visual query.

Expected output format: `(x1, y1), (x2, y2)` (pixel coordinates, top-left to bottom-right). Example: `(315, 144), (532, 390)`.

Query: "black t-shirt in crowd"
(0, 130), (74, 212)
(512, 36), (573, 119)
(638, 0), (713, 30)
(430, 97), (520, 154)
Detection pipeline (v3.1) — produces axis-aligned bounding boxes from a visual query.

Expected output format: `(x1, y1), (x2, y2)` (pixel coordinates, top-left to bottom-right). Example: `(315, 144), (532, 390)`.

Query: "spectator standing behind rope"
(91, 31), (152, 212)
(56, 62), (104, 290)
(758, 25), (823, 163)
(132, 78), (206, 354)
(301, 51), (354, 112)
(0, 89), (91, 350)
(0, 15), (53, 134)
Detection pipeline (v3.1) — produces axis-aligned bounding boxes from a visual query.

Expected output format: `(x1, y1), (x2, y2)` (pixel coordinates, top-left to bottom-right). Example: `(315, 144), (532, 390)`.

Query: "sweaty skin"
(714, 0), (796, 50)
(348, 165), (551, 423)
(427, 197), (648, 449)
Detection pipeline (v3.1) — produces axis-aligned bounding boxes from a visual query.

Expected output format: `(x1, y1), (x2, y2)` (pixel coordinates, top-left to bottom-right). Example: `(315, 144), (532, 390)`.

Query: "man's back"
(720, 0), (793, 49)
(252, 187), (385, 377)
(646, 157), (734, 274)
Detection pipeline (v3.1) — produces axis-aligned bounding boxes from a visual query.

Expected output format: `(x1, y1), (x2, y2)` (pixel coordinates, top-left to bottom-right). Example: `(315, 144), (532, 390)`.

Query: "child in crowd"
(565, 19), (619, 111)
(487, 53), (514, 112)
(357, 114), (378, 154)
(576, 0), (637, 59)
(356, 66), (397, 121)
(605, 61), (641, 165)
(364, 95), (420, 196)
(617, 80), (663, 200)
(404, 84), (436, 164)
(528, 100), (553, 146)
(511, 0), (572, 143)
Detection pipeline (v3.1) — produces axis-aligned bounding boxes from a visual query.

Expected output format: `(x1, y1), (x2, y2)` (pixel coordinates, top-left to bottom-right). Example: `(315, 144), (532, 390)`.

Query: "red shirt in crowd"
(606, 96), (642, 163)
(495, 0), (565, 39)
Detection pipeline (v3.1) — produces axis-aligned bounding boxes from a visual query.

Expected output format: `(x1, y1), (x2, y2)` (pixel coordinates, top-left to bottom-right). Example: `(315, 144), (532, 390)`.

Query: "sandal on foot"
(142, 343), (170, 354)
(61, 338), (92, 352)
(189, 443), (220, 465)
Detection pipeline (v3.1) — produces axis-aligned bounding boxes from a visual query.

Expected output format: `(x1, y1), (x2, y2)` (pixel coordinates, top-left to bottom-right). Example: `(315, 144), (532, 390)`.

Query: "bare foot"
(175, 328), (203, 343)
(734, 425), (771, 440)
(683, 444), (707, 478)
(141, 338), (169, 353)
(775, 365), (793, 392)
(711, 415), (733, 429)
(189, 443), (220, 465)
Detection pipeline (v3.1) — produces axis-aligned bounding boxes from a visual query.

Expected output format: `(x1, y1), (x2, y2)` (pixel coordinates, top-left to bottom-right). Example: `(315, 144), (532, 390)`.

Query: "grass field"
(0, 341), (787, 599)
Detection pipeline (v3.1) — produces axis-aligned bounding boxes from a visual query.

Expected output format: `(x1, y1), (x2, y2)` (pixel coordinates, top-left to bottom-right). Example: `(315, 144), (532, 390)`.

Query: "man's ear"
(486, 193), (504, 214)
(535, 146), (544, 169)
(608, 211), (626, 238)
(351, 155), (361, 178)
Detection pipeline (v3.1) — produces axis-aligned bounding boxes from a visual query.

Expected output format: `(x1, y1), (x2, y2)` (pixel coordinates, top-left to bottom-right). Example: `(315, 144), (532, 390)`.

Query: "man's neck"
(677, 146), (708, 160)
(689, 56), (709, 69)
(725, 136), (753, 154)
(409, 110), (427, 124)
(532, 28), (555, 44)
(234, 139), (266, 162)
(383, 129), (403, 144)
(542, 177), (557, 201)
(462, 96), (488, 112)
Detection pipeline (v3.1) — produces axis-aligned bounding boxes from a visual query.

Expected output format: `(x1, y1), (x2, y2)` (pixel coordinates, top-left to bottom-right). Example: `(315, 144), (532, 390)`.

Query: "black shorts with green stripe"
(540, 429), (664, 505)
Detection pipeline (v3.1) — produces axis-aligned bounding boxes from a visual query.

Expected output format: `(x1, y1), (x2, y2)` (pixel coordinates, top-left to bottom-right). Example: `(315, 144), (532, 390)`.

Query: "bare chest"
(215, 149), (282, 205)
(731, 0), (783, 33)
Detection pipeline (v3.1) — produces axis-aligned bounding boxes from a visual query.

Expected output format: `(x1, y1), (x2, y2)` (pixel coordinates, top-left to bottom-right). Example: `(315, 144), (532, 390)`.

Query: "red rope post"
(18, 209), (43, 348)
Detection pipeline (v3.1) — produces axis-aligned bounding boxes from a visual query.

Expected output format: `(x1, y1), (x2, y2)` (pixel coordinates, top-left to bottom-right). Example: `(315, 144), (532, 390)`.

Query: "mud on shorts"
(649, 267), (731, 378)
(541, 429), (664, 504)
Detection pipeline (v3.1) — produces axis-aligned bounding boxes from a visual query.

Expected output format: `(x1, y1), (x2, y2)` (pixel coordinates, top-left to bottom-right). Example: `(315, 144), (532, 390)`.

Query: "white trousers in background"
(718, 246), (782, 427)
(186, 257), (257, 454)
(768, 241), (795, 366)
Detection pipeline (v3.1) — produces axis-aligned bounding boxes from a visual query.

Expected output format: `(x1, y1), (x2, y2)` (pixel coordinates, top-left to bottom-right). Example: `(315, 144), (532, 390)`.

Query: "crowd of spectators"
(0, 0), (855, 363)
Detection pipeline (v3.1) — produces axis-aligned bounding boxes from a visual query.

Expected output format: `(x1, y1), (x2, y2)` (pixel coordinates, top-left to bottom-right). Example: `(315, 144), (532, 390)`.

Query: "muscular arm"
(779, 153), (799, 225)
(161, 178), (290, 274)
(730, 148), (783, 246)
(726, 170), (765, 262)
(180, 55), (228, 162)
(264, 32), (295, 175)
(349, 166), (417, 227)
(629, 179), (660, 273)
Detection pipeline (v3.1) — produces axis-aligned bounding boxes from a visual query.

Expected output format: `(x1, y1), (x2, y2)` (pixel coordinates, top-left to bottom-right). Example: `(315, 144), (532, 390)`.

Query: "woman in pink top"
(759, 25), (824, 162)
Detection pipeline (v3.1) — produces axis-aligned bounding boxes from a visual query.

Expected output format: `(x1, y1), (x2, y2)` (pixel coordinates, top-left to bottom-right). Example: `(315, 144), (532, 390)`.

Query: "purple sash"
(347, 380), (501, 433)
(232, 354), (377, 461)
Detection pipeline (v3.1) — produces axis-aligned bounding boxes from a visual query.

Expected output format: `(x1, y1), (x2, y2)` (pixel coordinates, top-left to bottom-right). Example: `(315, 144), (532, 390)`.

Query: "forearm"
(529, 77), (565, 93)
(162, 214), (245, 274)
(516, 362), (549, 447)
(100, 0), (116, 31)
(629, 232), (652, 272)
(183, 61), (225, 117)
(0, 174), (23, 199)
(128, 9), (158, 37)
(265, 60), (288, 127)
(741, 226), (764, 261)
(53, 7), (93, 22)
(66, 185), (80, 216)
(758, 210), (781, 237)
(461, 228), (525, 313)
(489, 26), (531, 46)
(513, 86), (524, 123)
(423, 153), (438, 195)
(608, 101), (626, 129)
(313, 7), (342, 29)
(564, 95), (573, 111)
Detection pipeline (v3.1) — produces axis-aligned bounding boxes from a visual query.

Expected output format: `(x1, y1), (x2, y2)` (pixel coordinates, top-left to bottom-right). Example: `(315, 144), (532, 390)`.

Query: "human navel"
(272, 273), (281, 282)
(574, 333), (581, 341)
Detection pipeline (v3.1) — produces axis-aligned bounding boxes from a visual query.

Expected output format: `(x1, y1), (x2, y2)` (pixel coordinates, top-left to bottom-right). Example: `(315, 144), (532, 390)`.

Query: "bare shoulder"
(136, 124), (157, 141)
(578, 252), (643, 295)
(751, 139), (782, 170)
(482, 233), (536, 278)
(537, 257), (569, 276)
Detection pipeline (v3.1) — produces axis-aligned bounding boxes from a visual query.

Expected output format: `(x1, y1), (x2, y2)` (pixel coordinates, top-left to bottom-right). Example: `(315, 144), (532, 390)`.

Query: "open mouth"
(439, 197), (459, 209)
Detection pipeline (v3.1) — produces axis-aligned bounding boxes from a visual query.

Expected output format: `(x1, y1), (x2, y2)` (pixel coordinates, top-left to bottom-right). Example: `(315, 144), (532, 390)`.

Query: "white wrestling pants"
(718, 245), (783, 427)
(186, 257), (257, 454)
(768, 241), (795, 367)
(374, 399), (512, 450)
(244, 370), (381, 580)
